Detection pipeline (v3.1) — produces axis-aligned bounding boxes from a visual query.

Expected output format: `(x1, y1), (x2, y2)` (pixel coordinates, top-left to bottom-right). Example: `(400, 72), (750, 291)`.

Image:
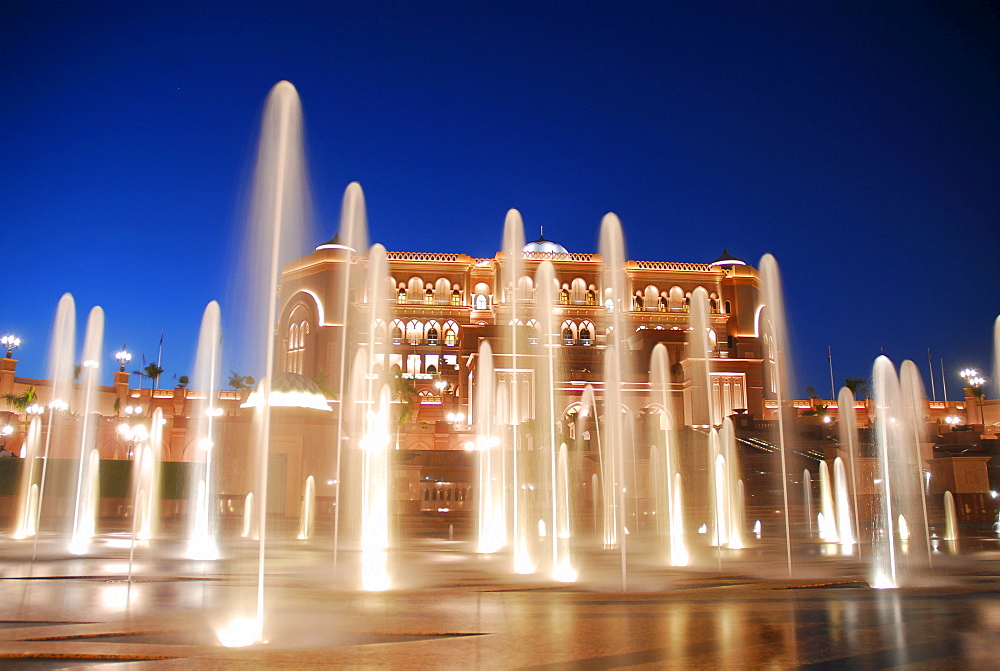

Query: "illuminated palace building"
(278, 233), (767, 430)
(272, 232), (772, 509)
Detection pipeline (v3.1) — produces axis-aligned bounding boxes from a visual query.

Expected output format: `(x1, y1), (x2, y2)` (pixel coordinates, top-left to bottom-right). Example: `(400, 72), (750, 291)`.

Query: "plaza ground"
(1, 530), (1000, 669)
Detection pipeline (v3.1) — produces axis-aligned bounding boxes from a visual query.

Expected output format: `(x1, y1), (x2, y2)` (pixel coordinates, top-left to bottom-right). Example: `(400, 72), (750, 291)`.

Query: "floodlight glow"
(217, 617), (260, 648)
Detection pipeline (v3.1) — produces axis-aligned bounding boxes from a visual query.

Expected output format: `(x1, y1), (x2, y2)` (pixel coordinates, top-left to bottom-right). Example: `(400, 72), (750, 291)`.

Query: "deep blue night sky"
(1, 1), (997, 399)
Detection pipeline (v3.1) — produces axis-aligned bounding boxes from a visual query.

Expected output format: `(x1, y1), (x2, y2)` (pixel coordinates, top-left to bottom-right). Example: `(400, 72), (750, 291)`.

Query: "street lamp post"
(960, 368), (987, 426)
(118, 405), (147, 459)
(1, 335), (20, 358)
(115, 349), (132, 372)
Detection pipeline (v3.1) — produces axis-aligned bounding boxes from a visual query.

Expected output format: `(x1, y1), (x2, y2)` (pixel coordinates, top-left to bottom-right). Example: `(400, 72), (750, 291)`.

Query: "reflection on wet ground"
(1, 534), (999, 668)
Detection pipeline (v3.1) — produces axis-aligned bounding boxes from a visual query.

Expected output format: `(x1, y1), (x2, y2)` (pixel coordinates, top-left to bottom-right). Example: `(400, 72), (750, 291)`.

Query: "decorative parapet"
(630, 260), (716, 272)
(385, 251), (469, 262)
(522, 251), (596, 262)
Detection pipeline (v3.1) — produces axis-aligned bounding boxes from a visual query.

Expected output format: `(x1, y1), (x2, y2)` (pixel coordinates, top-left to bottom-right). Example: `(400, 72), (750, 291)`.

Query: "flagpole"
(927, 348), (936, 401)
(940, 357), (948, 404)
(156, 330), (164, 391)
(827, 345), (835, 401)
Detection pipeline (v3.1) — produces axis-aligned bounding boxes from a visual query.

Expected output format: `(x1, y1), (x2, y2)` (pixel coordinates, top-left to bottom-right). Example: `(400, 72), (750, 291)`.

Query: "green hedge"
(0, 458), (197, 499)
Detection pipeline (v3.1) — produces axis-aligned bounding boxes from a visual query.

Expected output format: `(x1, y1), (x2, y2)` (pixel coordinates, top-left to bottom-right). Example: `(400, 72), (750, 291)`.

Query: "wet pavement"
(1, 534), (1000, 668)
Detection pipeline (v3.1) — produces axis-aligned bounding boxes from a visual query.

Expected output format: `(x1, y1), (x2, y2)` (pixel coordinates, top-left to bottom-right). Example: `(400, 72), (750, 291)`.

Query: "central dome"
(523, 234), (568, 254)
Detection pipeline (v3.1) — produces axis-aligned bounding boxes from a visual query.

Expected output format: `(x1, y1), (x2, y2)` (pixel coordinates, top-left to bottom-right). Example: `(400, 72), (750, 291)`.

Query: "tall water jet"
(554, 444), (575, 581)
(833, 457), (855, 547)
(500, 208), (533, 575)
(132, 408), (163, 541)
(533, 261), (575, 582)
(220, 80), (314, 648)
(943, 491), (958, 542)
(331, 182), (368, 567)
(187, 301), (223, 561)
(803, 469), (813, 538)
(872, 355), (908, 588)
(900, 360), (932, 566)
(69, 306), (104, 556)
(13, 417), (42, 538)
(358, 377), (392, 591)
(759, 254), (793, 575)
(673, 473), (686, 562)
(818, 460), (839, 543)
(869, 358), (934, 584)
(711, 433), (728, 550)
(688, 287), (715, 428)
(599, 212), (631, 589)
(719, 418), (745, 549)
(838, 387), (862, 557)
(580, 385), (600, 535)
(241, 493), (254, 539)
(32, 293), (75, 555)
(650, 343), (687, 566)
(298, 475), (315, 540)
(476, 340), (506, 554)
(690, 287), (724, 554)
(350, 243), (392, 591)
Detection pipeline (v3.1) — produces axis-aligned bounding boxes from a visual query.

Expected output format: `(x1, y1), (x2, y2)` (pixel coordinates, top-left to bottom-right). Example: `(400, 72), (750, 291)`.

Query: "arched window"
(517, 276), (534, 300)
(451, 289), (461, 306)
(604, 298), (614, 313)
(397, 288), (406, 304)
(406, 320), (423, 345)
(725, 300), (732, 314)
(527, 319), (539, 345)
(286, 320), (309, 375)
(659, 296), (668, 312)
(391, 319), (404, 345)
(424, 288), (433, 305)
(586, 289), (597, 306)
(475, 294), (488, 310)
(427, 327), (439, 345)
(443, 320), (459, 346)
(634, 293), (643, 310)
(562, 327), (574, 345)
(559, 288), (569, 305)
(434, 278), (451, 303)
(579, 321), (593, 346)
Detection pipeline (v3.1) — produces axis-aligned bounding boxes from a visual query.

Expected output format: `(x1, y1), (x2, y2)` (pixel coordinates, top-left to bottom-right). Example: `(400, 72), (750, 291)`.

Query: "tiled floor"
(1, 536), (999, 668)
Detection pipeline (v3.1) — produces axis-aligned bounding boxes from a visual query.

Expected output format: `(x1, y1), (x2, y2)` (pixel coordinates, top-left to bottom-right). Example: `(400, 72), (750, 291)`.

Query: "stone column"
(113, 370), (130, 414)
(0, 357), (16, 396)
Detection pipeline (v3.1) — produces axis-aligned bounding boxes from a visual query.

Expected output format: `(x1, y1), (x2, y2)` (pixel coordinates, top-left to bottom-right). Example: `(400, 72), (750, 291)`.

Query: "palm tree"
(144, 362), (164, 390)
(2, 387), (36, 413)
(391, 373), (418, 429)
(228, 371), (256, 391)
(844, 377), (868, 399)
(2, 386), (38, 437)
